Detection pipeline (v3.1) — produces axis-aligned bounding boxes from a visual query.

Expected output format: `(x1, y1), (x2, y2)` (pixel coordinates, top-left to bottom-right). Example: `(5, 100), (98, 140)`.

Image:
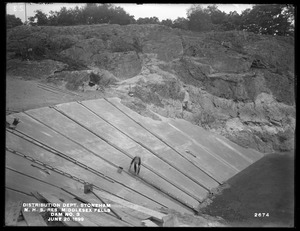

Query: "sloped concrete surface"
(6, 97), (265, 226)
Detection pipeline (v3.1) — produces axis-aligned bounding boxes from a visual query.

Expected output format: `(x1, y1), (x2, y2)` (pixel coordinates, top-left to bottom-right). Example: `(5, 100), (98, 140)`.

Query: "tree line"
(7, 3), (294, 36)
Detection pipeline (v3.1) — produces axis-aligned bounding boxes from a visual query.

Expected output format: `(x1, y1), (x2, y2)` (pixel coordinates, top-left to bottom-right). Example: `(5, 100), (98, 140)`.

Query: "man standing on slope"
(182, 88), (190, 116)
(129, 156), (141, 175)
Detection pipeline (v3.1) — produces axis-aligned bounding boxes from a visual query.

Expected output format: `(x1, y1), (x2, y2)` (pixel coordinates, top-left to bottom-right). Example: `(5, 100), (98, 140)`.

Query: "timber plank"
(6, 187), (40, 204)
(16, 220), (28, 226)
(62, 187), (151, 221)
(56, 192), (143, 226)
(5, 201), (23, 226)
(56, 192), (131, 226)
(30, 191), (80, 227)
(30, 192), (80, 227)
(22, 208), (47, 226)
(142, 219), (160, 227)
(38, 192), (97, 226)
(62, 187), (166, 222)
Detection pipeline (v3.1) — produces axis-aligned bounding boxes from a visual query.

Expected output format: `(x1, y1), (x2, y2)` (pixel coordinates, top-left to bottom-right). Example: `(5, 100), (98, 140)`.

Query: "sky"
(6, 3), (253, 23)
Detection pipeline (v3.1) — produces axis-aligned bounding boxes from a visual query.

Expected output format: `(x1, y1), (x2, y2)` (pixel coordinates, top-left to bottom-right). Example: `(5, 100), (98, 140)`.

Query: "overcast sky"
(6, 3), (253, 23)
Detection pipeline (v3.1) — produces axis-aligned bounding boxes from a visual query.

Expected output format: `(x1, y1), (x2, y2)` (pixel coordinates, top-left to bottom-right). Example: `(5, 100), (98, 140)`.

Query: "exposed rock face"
(7, 24), (295, 153)
(61, 42), (142, 79)
(6, 59), (67, 79)
(142, 27), (183, 61)
(46, 68), (118, 91)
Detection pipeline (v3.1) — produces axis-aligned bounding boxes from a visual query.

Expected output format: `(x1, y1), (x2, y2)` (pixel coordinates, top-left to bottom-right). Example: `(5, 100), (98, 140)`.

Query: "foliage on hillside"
(9, 3), (293, 37)
(6, 14), (23, 29)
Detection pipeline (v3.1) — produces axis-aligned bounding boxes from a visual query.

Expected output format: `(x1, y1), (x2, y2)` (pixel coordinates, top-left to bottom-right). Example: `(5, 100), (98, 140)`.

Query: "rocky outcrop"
(60, 41), (142, 79)
(6, 59), (67, 79)
(46, 68), (118, 91)
(7, 24), (295, 153)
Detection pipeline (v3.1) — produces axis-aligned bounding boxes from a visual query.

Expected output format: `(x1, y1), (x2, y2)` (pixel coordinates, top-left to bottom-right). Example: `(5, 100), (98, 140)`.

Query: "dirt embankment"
(200, 152), (294, 227)
(6, 24), (295, 153)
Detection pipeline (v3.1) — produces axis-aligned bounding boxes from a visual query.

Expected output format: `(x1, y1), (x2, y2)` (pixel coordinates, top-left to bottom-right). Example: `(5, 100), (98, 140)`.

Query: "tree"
(80, 3), (133, 25)
(187, 5), (213, 32)
(28, 10), (49, 26)
(172, 17), (189, 30)
(48, 10), (58, 26)
(6, 14), (23, 29)
(136, 17), (160, 24)
(55, 7), (77, 25)
(109, 5), (135, 25)
(71, 6), (84, 25)
(206, 4), (227, 25)
(223, 11), (242, 31)
(161, 19), (173, 27)
(81, 3), (100, 24)
(277, 4), (294, 36)
(240, 4), (294, 36)
(36, 3), (134, 26)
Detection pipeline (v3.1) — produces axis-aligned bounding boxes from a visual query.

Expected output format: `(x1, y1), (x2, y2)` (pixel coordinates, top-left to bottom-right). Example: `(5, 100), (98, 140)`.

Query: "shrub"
(49, 35), (77, 51)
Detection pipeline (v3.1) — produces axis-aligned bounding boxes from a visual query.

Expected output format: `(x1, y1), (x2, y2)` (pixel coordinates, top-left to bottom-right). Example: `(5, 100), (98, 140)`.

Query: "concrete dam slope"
(5, 97), (264, 226)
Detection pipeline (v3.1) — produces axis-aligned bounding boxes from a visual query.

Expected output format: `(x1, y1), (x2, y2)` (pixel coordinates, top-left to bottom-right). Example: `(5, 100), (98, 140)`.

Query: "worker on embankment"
(182, 88), (190, 116)
(129, 156), (141, 175)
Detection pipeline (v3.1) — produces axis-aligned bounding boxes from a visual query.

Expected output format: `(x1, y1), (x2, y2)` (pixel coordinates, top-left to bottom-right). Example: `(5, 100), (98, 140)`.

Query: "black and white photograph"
(5, 2), (295, 227)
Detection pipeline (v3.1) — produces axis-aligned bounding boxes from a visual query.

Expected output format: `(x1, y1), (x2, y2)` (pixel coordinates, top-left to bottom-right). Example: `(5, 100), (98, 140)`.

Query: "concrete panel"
(82, 100), (166, 151)
(5, 131), (161, 212)
(81, 99), (212, 193)
(6, 188), (40, 204)
(168, 119), (263, 166)
(6, 168), (69, 198)
(94, 99), (218, 190)
(25, 105), (200, 210)
(125, 144), (208, 202)
(7, 111), (190, 213)
(6, 133), (123, 195)
(6, 96), (266, 222)
(177, 142), (238, 183)
(91, 98), (219, 189)
(107, 98), (262, 174)
(6, 150), (82, 192)
(131, 121), (238, 183)
(54, 101), (208, 200)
